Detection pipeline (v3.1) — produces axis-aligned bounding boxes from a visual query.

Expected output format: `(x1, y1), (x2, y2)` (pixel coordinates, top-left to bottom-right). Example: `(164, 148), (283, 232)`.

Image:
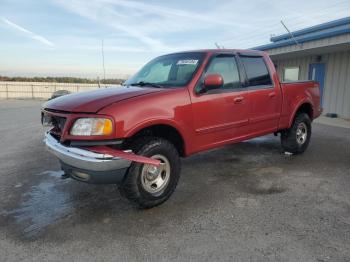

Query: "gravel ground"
(0, 100), (349, 262)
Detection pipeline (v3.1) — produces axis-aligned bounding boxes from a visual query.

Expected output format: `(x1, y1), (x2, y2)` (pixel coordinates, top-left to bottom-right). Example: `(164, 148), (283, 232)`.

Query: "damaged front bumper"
(44, 132), (160, 184)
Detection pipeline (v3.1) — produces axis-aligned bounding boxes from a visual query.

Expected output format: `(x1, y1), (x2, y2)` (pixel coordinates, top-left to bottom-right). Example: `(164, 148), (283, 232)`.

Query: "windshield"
(125, 52), (205, 87)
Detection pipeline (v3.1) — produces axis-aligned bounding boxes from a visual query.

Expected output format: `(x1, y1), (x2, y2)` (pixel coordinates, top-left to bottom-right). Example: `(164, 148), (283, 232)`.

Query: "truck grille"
(49, 116), (67, 138)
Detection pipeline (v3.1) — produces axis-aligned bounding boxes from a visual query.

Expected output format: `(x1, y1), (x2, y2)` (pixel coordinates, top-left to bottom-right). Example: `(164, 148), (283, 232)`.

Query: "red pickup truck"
(42, 49), (321, 208)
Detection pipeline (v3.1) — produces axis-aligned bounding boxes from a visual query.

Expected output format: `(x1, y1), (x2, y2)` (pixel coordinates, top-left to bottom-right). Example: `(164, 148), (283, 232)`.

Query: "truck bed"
(278, 80), (322, 130)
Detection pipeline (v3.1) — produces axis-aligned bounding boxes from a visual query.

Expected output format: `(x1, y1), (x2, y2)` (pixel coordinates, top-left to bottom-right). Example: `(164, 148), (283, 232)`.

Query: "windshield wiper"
(130, 81), (164, 88)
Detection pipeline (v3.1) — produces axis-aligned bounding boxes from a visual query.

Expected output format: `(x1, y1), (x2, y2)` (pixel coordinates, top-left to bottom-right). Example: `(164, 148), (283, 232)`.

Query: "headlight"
(70, 118), (113, 136)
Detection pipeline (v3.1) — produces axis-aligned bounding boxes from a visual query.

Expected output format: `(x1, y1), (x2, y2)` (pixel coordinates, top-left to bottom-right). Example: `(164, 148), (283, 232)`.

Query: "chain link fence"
(0, 81), (119, 100)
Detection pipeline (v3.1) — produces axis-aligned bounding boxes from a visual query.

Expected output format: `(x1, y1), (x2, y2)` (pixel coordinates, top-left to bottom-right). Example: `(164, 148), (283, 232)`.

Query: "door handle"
(234, 96), (244, 103)
(268, 92), (276, 98)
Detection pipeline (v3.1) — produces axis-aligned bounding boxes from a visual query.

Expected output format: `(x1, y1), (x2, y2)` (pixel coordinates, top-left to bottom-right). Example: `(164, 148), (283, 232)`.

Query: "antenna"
(214, 42), (225, 49)
(101, 39), (106, 87)
(280, 20), (301, 47)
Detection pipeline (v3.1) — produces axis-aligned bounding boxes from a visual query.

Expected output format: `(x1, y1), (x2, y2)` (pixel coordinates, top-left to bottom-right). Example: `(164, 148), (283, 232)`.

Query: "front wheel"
(118, 137), (181, 208)
(281, 113), (312, 154)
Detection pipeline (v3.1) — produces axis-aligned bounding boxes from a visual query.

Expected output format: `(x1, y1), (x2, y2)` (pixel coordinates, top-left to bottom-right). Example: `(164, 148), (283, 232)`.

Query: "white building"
(255, 17), (350, 119)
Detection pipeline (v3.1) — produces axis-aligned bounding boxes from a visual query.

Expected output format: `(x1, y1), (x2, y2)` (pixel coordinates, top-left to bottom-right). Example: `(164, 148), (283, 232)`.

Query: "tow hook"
(61, 172), (70, 179)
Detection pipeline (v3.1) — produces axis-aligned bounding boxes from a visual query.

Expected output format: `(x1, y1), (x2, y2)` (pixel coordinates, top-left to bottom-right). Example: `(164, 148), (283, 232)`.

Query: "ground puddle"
(2, 170), (73, 238)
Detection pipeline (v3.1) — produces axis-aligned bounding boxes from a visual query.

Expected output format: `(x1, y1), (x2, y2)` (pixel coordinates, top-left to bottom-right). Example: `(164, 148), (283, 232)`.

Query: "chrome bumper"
(44, 132), (131, 172)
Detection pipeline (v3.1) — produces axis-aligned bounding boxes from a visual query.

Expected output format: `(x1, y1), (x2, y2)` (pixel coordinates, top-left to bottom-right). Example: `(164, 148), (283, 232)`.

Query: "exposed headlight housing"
(70, 118), (113, 136)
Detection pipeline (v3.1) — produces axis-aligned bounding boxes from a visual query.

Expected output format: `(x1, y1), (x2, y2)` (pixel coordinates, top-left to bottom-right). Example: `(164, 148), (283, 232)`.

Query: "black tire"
(118, 137), (181, 208)
(281, 113), (312, 154)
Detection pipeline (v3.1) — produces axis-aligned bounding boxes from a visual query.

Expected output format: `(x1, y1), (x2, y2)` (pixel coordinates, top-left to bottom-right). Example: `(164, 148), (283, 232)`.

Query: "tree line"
(0, 76), (126, 84)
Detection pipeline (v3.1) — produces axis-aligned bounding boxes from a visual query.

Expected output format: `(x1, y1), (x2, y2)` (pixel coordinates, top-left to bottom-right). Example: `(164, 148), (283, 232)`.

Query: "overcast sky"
(1, 0), (350, 78)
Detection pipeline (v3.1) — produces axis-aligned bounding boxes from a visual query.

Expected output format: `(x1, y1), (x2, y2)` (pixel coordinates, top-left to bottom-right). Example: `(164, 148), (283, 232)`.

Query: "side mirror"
(203, 74), (223, 92)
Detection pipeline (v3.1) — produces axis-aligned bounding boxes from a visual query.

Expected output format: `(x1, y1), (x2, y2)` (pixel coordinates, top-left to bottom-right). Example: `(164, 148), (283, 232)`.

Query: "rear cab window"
(239, 56), (273, 88)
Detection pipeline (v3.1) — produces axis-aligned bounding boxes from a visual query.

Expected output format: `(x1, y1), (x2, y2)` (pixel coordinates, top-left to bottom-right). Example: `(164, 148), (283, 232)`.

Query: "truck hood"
(43, 86), (163, 113)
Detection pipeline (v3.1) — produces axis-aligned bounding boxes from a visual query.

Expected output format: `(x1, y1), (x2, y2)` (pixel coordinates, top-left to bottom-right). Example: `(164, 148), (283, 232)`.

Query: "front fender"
(125, 118), (188, 140)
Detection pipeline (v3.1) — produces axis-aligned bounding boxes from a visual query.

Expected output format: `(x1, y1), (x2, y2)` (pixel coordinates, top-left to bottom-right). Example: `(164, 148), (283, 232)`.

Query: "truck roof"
(167, 49), (267, 56)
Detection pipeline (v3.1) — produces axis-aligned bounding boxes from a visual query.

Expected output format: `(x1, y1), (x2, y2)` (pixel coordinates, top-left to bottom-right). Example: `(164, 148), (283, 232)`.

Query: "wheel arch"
(288, 101), (314, 128)
(124, 120), (187, 157)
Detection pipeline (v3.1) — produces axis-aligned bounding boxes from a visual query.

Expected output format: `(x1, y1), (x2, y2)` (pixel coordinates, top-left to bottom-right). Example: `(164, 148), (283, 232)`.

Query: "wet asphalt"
(0, 100), (350, 262)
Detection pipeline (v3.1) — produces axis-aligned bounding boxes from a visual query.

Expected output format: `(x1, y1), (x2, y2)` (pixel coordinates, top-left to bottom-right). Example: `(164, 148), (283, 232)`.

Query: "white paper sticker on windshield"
(177, 59), (198, 65)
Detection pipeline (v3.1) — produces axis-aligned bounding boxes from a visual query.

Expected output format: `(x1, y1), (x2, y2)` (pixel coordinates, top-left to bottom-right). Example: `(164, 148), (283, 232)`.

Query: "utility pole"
(97, 76), (101, 89)
(101, 39), (106, 87)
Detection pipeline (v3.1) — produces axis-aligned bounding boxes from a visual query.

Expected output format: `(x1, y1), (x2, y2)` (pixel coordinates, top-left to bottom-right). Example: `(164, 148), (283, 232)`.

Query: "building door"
(309, 63), (325, 105)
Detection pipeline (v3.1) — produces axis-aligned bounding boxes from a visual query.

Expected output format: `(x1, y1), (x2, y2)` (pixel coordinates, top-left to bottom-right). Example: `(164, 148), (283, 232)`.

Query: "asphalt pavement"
(1, 100), (350, 262)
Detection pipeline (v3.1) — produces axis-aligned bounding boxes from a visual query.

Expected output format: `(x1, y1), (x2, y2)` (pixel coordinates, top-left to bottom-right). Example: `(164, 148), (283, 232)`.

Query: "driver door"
(190, 54), (250, 152)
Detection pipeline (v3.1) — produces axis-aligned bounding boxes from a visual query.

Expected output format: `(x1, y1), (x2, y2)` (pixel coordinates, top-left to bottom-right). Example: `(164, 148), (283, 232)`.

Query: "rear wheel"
(281, 113), (312, 154)
(119, 137), (181, 208)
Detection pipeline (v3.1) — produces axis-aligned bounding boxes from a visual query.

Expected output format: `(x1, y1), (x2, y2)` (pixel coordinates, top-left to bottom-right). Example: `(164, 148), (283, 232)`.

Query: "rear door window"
(240, 56), (272, 87)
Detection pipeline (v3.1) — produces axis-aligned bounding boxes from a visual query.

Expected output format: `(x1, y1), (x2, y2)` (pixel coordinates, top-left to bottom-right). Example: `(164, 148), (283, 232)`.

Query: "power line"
(225, 9), (350, 47)
(232, 9), (350, 44)
(221, 1), (350, 45)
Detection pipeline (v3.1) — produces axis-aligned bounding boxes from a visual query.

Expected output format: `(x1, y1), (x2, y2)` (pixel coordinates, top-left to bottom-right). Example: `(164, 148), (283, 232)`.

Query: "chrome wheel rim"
(296, 122), (308, 145)
(141, 154), (171, 194)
